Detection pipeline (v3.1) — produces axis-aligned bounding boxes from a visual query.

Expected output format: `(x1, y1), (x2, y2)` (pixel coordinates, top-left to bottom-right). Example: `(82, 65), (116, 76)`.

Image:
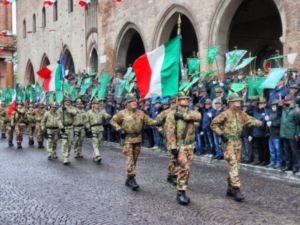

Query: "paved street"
(0, 137), (300, 225)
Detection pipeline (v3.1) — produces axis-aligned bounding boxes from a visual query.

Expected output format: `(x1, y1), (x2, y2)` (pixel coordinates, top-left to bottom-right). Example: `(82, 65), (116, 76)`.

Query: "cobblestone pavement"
(0, 137), (300, 225)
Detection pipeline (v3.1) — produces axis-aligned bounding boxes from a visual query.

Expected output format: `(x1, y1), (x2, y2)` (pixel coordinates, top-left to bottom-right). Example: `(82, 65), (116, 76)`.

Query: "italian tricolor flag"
(8, 91), (16, 118)
(0, 47), (4, 52)
(3, 0), (18, 5)
(44, 0), (56, 5)
(1, 30), (12, 36)
(37, 64), (62, 91)
(79, 0), (91, 7)
(133, 36), (180, 99)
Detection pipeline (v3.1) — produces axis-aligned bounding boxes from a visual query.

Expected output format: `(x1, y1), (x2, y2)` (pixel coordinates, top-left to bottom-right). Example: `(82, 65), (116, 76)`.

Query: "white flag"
(287, 53), (298, 65)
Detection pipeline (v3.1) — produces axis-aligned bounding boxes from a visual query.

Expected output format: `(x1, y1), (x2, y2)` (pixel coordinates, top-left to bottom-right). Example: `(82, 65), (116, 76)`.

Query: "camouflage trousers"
(0, 120), (7, 134)
(35, 123), (44, 143)
(15, 124), (25, 143)
(6, 124), (13, 141)
(177, 144), (194, 191)
(74, 126), (85, 157)
(122, 142), (141, 178)
(27, 124), (35, 141)
(224, 140), (242, 188)
(61, 127), (73, 163)
(46, 128), (59, 157)
(168, 154), (179, 176)
(91, 132), (103, 161)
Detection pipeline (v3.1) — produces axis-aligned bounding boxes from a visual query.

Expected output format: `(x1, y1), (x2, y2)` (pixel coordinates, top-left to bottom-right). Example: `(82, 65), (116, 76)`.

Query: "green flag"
(83, 77), (92, 84)
(225, 50), (247, 73)
(48, 92), (54, 102)
(187, 58), (200, 74)
(228, 83), (247, 95)
(248, 77), (264, 98)
(124, 72), (135, 92)
(56, 91), (63, 102)
(200, 69), (218, 81)
(79, 83), (91, 95)
(206, 47), (219, 65)
(35, 83), (43, 93)
(184, 77), (200, 91)
(266, 55), (285, 62)
(98, 86), (106, 99)
(234, 57), (256, 71)
(179, 82), (189, 91)
(100, 74), (110, 86)
(91, 87), (98, 100)
(260, 68), (288, 89)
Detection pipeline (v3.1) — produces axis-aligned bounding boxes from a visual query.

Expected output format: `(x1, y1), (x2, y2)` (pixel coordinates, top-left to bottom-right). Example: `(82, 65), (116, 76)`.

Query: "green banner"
(234, 57), (256, 71)
(259, 68), (288, 89)
(206, 47), (218, 65)
(91, 87), (98, 100)
(184, 77), (200, 91)
(200, 69), (218, 81)
(228, 83), (247, 95)
(124, 72), (135, 92)
(266, 55), (285, 62)
(248, 77), (264, 98)
(188, 58), (200, 74)
(225, 50), (247, 73)
(79, 83), (91, 95)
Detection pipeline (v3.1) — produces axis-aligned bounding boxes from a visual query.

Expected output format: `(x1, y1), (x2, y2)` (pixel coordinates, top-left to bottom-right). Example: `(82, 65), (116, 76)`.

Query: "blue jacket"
(201, 107), (216, 132)
(267, 86), (290, 107)
(105, 105), (114, 124)
(252, 106), (267, 138)
(198, 93), (210, 104)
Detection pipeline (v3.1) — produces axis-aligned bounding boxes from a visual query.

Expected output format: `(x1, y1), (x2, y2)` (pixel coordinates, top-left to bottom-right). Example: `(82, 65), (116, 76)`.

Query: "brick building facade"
(0, 0), (14, 88)
(16, 0), (300, 85)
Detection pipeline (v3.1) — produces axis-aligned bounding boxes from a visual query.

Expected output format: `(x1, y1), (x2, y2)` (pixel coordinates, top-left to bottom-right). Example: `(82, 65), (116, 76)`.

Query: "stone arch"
(40, 53), (50, 69)
(61, 45), (75, 75)
(88, 47), (98, 73)
(115, 22), (146, 68)
(25, 60), (35, 84)
(208, 0), (286, 72)
(152, 4), (199, 64)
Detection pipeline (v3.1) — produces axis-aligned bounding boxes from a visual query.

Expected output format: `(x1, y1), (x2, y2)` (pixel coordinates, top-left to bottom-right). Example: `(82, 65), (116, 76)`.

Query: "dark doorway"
(90, 48), (98, 73)
(126, 32), (145, 67)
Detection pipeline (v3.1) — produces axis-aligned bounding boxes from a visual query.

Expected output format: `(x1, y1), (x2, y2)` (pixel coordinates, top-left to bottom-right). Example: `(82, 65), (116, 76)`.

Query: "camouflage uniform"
(110, 106), (158, 179)
(73, 103), (87, 158)
(41, 103), (63, 158)
(33, 105), (46, 147)
(0, 105), (8, 138)
(11, 106), (27, 148)
(86, 106), (110, 162)
(25, 107), (35, 145)
(210, 99), (261, 189)
(1, 107), (13, 145)
(58, 105), (77, 163)
(165, 105), (201, 191)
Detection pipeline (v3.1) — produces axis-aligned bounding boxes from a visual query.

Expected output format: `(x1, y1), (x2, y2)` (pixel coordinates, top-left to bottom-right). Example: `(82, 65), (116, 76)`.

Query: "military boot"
(131, 178), (139, 190)
(233, 187), (245, 202)
(29, 140), (34, 146)
(2, 133), (7, 139)
(125, 178), (132, 187)
(176, 190), (190, 205)
(226, 184), (234, 197)
(167, 174), (177, 186)
(8, 140), (13, 147)
(17, 143), (22, 149)
(38, 142), (44, 149)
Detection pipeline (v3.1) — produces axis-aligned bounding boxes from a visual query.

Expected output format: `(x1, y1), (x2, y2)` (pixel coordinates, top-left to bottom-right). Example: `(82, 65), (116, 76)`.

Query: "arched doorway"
(64, 48), (75, 74)
(116, 23), (145, 67)
(89, 48), (98, 73)
(40, 54), (50, 69)
(26, 61), (35, 84)
(209, 0), (285, 73)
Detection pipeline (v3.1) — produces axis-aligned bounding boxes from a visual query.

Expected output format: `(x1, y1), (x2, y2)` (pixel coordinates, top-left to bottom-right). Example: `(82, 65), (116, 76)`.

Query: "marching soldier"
(57, 97), (77, 165)
(73, 99), (86, 158)
(34, 103), (47, 148)
(165, 92), (201, 205)
(25, 104), (35, 146)
(0, 101), (8, 138)
(210, 93), (263, 202)
(110, 93), (162, 190)
(41, 102), (64, 160)
(1, 104), (13, 146)
(11, 102), (27, 149)
(85, 99), (110, 163)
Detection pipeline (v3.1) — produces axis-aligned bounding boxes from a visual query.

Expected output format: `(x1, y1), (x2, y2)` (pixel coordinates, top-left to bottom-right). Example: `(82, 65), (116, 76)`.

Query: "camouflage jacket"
(156, 107), (175, 132)
(41, 111), (63, 130)
(33, 108), (46, 123)
(57, 106), (77, 127)
(86, 109), (110, 132)
(11, 109), (27, 126)
(0, 106), (8, 119)
(210, 106), (261, 138)
(25, 109), (35, 124)
(74, 109), (87, 127)
(164, 105), (201, 149)
(110, 108), (158, 143)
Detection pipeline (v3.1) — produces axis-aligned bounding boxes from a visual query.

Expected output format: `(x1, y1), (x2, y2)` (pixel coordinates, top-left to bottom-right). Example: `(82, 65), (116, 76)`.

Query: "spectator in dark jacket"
(194, 103), (203, 155)
(266, 99), (282, 169)
(103, 99), (115, 142)
(142, 101), (154, 148)
(241, 103), (253, 164)
(267, 78), (290, 108)
(201, 99), (215, 157)
(212, 99), (224, 159)
(151, 99), (163, 149)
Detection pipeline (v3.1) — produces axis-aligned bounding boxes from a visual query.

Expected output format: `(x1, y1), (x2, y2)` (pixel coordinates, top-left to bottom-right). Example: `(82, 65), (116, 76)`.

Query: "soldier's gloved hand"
(248, 136), (253, 142)
(119, 129), (126, 139)
(221, 133), (229, 143)
(200, 131), (204, 136)
(267, 121), (272, 127)
(171, 149), (179, 158)
(60, 128), (66, 133)
(156, 121), (163, 127)
(207, 112), (212, 118)
(174, 113), (184, 120)
(258, 122), (264, 128)
(264, 115), (270, 121)
(62, 106), (67, 111)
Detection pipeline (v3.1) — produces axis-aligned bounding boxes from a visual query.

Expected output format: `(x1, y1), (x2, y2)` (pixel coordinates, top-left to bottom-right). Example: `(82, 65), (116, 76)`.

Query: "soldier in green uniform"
(57, 97), (77, 165)
(1, 104), (13, 146)
(73, 99), (86, 158)
(85, 99), (110, 163)
(34, 103), (47, 149)
(156, 96), (178, 185)
(165, 92), (201, 205)
(41, 102), (64, 160)
(25, 104), (35, 146)
(210, 93), (263, 202)
(110, 93), (162, 190)
(11, 102), (27, 149)
(0, 101), (8, 138)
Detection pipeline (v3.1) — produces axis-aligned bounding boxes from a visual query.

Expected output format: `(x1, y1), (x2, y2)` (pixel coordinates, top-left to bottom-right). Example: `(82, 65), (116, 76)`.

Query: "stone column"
(5, 59), (13, 88)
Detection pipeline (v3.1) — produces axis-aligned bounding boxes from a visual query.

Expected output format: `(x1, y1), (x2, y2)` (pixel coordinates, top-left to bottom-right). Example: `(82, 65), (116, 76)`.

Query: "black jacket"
(266, 109), (281, 138)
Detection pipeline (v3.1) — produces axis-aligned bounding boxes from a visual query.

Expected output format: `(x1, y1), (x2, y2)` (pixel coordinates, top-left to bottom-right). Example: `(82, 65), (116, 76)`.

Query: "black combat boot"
(29, 140), (34, 146)
(38, 142), (44, 149)
(8, 140), (13, 147)
(131, 178), (139, 190)
(2, 133), (6, 139)
(226, 184), (234, 197)
(167, 174), (177, 186)
(176, 190), (190, 205)
(233, 188), (245, 202)
(17, 143), (22, 149)
(125, 178), (132, 187)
